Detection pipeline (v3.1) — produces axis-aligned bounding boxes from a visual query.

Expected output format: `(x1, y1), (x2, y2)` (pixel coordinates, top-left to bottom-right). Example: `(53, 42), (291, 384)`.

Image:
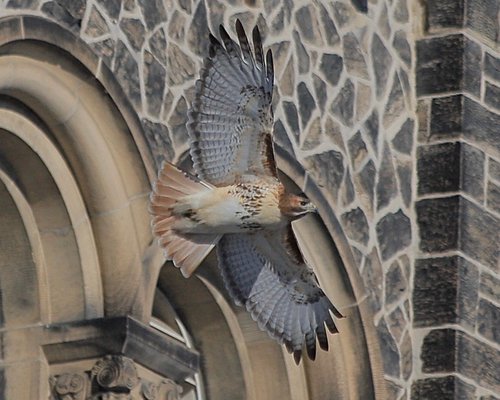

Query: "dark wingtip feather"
(209, 33), (221, 46)
(235, 19), (245, 44)
(252, 25), (264, 70)
(325, 316), (338, 334)
(293, 350), (302, 365)
(219, 23), (240, 57)
(235, 19), (252, 61)
(219, 23), (230, 41)
(208, 33), (221, 57)
(330, 301), (345, 319)
(306, 342), (317, 361)
(317, 326), (329, 351)
(252, 25), (261, 44)
(235, 18), (244, 35)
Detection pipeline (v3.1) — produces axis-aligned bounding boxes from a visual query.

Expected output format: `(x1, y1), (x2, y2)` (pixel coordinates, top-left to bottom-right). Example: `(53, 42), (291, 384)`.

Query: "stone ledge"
(41, 316), (199, 381)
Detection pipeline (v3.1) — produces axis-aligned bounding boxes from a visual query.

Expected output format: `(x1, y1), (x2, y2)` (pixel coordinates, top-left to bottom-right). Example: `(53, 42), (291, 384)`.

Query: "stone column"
(413, 1), (500, 398)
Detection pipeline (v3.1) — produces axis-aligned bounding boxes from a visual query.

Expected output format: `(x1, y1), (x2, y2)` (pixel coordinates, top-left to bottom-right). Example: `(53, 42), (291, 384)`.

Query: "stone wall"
(414, 1), (500, 399)
(1, 0), (416, 397)
(0, 0), (498, 399)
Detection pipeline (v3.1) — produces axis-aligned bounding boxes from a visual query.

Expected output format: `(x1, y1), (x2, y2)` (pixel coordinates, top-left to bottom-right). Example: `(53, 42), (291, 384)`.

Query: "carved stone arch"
(152, 151), (386, 400)
(274, 147), (387, 399)
(0, 100), (102, 323)
(0, 15), (181, 399)
(0, 16), (159, 320)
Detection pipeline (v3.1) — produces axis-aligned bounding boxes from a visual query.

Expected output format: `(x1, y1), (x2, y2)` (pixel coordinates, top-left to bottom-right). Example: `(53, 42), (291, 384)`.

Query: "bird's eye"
(300, 200), (309, 206)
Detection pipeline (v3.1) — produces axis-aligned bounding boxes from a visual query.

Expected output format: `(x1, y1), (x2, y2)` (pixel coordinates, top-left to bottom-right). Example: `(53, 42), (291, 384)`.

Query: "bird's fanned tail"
(149, 162), (221, 277)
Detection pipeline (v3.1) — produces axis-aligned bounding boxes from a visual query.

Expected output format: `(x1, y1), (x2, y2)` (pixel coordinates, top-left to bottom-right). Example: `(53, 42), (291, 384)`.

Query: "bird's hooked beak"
(303, 201), (318, 214)
(297, 198), (318, 216)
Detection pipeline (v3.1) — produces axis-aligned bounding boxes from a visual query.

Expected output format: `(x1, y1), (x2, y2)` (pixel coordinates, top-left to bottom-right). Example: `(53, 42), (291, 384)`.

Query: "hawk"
(150, 20), (343, 363)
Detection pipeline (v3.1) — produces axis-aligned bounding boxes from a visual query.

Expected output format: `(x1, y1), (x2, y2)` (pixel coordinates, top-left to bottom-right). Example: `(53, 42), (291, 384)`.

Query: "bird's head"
(280, 193), (318, 220)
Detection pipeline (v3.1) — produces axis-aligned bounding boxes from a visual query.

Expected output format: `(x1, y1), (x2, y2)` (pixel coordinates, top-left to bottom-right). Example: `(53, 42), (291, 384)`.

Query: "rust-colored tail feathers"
(150, 162), (221, 277)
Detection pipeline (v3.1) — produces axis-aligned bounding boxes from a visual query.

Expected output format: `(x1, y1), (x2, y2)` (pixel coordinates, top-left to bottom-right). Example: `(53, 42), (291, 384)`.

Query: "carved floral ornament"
(50, 372), (88, 400)
(91, 355), (139, 392)
(50, 356), (182, 400)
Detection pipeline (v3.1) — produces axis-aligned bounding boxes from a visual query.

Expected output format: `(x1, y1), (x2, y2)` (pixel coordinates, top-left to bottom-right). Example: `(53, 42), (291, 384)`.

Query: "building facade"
(0, 0), (498, 399)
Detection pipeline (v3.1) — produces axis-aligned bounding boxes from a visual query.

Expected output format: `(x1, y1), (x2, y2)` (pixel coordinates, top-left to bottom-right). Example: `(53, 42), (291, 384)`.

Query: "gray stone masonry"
(0, 0), (498, 399)
(414, 1), (500, 399)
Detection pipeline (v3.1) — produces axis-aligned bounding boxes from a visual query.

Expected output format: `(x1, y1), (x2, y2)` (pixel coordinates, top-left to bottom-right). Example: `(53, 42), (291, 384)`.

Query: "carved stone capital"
(50, 355), (185, 400)
(89, 394), (131, 400)
(50, 372), (88, 400)
(91, 355), (139, 393)
(162, 379), (183, 400)
(91, 394), (132, 400)
(141, 379), (182, 400)
(141, 381), (158, 400)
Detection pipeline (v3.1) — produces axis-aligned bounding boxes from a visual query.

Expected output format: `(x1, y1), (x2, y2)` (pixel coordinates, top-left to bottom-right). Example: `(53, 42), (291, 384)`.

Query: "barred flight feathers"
(217, 231), (343, 363)
(188, 20), (276, 186)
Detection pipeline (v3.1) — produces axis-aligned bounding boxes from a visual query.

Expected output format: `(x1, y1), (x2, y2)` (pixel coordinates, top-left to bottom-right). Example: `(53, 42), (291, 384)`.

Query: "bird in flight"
(150, 20), (343, 363)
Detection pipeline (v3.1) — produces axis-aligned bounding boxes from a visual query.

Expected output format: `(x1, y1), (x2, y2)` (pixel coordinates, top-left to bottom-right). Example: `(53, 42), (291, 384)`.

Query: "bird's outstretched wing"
(188, 20), (276, 186)
(216, 228), (343, 363)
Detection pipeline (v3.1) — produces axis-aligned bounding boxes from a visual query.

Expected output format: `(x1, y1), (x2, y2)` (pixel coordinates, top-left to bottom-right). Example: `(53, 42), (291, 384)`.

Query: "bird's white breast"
(172, 184), (285, 234)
